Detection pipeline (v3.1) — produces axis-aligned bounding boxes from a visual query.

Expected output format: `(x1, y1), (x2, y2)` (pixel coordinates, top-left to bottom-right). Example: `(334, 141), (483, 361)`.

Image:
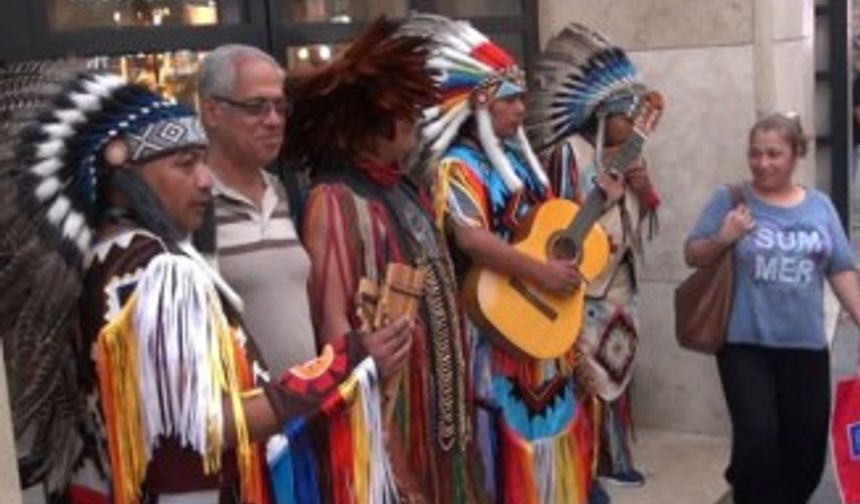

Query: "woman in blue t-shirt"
(685, 113), (860, 504)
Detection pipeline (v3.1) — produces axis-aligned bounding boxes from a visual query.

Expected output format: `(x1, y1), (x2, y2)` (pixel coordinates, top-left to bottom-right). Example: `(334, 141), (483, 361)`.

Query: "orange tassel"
(232, 337), (268, 504)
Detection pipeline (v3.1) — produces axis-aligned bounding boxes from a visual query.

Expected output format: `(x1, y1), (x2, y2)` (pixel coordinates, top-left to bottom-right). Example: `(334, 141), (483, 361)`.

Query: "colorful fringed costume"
(77, 228), (271, 504)
(526, 23), (662, 482)
(436, 142), (594, 504)
(280, 17), (477, 504)
(404, 14), (595, 503)
(0, 61), (392, 504)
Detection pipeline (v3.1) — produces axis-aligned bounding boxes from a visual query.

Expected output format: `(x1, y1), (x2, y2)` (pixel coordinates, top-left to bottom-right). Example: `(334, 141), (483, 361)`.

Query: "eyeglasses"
(211, 95), (292, 118)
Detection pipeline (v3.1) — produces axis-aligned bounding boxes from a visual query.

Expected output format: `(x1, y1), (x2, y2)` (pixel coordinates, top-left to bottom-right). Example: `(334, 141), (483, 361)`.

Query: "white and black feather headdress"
(0, 60), (206, 492)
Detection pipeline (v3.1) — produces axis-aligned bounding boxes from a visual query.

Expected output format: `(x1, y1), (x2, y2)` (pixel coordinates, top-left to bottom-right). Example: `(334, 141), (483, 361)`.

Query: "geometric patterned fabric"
(125, 116), (208, 163)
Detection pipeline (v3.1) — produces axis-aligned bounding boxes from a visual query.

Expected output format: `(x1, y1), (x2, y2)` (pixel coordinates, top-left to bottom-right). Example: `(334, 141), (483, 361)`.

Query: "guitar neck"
(606, 130), (645, 174)
(567, 131), (645, 245)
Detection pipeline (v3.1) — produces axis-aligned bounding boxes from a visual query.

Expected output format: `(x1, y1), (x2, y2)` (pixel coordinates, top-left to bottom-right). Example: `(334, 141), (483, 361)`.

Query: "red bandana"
(357, 160), (403, 187)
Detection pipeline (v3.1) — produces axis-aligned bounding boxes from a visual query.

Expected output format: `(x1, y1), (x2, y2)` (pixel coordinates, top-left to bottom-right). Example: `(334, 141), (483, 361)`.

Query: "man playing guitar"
(529, 23), (663, 503)
(408, 13), (627, 504)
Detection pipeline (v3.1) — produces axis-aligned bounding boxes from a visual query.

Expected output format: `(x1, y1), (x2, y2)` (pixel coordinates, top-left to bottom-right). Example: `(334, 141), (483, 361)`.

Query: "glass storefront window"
(47, 0), (223, 31)
(488, 32), (525, 66)
(87, 49), (206, 109)
(285, 43), (348, 70)
(282, 0), (406, 23)
(433, 0), (521, 17)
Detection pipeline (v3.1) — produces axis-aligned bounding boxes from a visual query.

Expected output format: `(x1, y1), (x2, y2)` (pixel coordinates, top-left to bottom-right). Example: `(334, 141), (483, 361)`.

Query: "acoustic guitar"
(465, 92), (664, 359)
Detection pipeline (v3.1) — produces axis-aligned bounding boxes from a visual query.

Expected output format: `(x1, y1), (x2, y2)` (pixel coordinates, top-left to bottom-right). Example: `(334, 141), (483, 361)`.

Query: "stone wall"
(538, 0), (815, 435)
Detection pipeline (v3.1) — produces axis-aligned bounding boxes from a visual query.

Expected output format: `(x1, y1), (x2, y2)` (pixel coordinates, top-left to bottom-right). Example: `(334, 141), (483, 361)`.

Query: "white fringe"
(533, 438), (556, 504)
(476, 107), (523, 192)
(516, 126), (550, 189)
(177, 239), (244, 314)
(133, 254), (223, 460)
(422, 100), (468, 143)
(355, 358), (399, 504)
(429, 106), (471, 160)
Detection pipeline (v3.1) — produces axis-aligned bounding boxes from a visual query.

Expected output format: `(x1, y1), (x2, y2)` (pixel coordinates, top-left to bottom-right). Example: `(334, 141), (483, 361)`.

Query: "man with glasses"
(198, 45), (315, 375)
(197, 44), (415, 504)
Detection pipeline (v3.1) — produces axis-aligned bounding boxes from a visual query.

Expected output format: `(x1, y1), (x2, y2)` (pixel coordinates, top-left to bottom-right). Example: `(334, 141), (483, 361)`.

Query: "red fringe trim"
(491, 347), (576, 389)
(501, 424), (537, 504)
(329, 410), (355, 504)
(406, 321), (429, 473)
(68, 486), (111, 504)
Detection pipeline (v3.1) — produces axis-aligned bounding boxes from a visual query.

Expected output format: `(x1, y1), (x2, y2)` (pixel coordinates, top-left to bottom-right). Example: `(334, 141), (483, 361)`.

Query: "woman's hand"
(716, 204), (756, 245)
(829, 269), (860, 333)
(361, 316), (413, 379)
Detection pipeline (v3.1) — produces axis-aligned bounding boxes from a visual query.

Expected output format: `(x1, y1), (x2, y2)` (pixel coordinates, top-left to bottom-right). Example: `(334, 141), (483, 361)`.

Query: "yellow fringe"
(560, 426), (590, 504)
(96, 293), (147, 504)
(434, 160), (452, 231)
(96, 291), (260, 504)
(340, 373), (366, 502)
(241, 388), (265, 399)
(209, 295), (257, 501)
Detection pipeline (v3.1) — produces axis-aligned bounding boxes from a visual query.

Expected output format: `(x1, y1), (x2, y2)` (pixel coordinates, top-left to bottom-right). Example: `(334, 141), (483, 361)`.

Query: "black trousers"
(717, 344), (830, 504)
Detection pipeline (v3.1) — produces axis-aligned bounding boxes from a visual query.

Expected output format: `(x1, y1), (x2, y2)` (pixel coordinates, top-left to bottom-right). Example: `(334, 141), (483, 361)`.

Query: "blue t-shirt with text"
(687, 184), (854, 349)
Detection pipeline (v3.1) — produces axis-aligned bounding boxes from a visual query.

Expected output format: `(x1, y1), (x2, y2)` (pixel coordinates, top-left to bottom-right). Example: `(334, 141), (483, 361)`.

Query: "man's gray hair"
(199, 44), (283, 98)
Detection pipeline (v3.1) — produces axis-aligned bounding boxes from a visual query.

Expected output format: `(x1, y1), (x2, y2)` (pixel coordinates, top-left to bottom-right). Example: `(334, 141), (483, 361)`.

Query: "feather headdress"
(0, 60), (205, 491)
(401, 13), (548, 192)
(282, 16), (439, 170)
(526, 23), (646, 153)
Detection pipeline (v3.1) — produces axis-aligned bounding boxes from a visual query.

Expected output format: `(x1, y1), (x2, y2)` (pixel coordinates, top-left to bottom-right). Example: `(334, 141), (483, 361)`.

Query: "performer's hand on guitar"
(716, 204), (755, 245)
(624, 160), (653, 196)
(361, 315), (414, 378)
(595, 171), (625, 206)
(535, 259), (582, 295)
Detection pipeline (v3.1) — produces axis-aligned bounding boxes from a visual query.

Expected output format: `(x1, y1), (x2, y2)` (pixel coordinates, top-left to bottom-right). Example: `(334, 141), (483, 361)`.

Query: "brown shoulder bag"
(674, 184), (744, 354)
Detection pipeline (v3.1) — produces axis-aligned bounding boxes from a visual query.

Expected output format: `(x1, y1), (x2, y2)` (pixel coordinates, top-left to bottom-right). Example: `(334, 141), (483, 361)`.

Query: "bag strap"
(719, 184), (747, 255)
(727, 183), (746, 209)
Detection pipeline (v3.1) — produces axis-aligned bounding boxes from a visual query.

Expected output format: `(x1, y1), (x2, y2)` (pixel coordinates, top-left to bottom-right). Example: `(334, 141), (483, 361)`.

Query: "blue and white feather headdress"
(15, 68), (207, 264)
(526, 23), (647, 153)
(401, 13), (548, 192)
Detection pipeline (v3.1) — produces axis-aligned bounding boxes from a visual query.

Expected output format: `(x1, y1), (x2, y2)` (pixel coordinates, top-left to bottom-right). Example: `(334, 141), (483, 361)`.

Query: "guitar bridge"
(509, 277), (558, 321)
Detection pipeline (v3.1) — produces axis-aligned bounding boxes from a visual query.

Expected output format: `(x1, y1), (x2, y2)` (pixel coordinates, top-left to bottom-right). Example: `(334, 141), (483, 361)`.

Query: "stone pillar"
(0, 350), (23, 504)
(537, 0), (815, 435)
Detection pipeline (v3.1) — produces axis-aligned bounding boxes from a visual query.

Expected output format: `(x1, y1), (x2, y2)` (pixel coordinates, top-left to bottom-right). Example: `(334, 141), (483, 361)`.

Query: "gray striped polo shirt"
(213, 170), (317, 375)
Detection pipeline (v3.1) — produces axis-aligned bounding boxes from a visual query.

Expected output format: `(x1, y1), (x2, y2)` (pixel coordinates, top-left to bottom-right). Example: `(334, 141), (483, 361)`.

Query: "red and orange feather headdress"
(282, 17), (439, 170)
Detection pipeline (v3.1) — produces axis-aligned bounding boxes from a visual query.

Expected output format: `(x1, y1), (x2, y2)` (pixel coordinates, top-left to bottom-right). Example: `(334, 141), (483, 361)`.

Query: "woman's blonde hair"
(749, 112), (809, 158)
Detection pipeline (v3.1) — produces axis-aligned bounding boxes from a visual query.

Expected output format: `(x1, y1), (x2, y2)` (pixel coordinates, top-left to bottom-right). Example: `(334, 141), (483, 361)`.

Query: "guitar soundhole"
(550, 235), (579, 262)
